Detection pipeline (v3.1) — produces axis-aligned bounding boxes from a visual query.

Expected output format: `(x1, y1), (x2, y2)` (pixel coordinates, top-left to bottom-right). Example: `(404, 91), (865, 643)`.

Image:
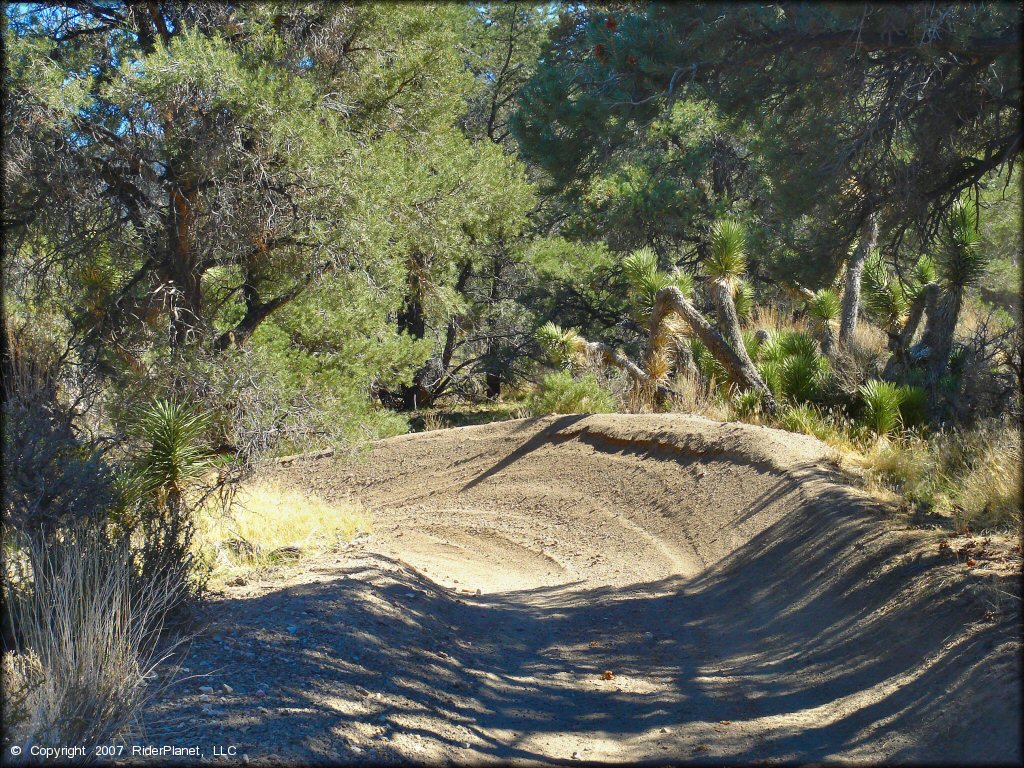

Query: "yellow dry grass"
(196, 481), (370, 581)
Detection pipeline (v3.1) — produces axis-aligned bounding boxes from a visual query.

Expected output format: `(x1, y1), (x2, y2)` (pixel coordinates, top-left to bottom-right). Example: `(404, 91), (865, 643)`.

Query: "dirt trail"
(146, 415), (1021, 765)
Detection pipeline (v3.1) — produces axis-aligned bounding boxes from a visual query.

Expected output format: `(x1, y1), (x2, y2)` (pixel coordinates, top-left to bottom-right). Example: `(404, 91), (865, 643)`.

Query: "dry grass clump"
(196, 482), (369, 580)
(854, 420), (1022, 532)
(3, 528), (184, 754)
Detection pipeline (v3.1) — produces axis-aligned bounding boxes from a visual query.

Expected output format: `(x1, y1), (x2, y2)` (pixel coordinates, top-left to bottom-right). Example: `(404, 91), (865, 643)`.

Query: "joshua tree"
(806, 289), (842, 357)
(838, 212), (880, 349)
(921, 200), (987, 380)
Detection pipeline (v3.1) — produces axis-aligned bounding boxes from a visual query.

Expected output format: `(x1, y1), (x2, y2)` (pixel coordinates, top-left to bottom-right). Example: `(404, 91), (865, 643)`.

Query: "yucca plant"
(780, 351), (831, 403)
(622, 247), (693, 312)
(127, 399), (215, 507)
(862, 251), (909, 333)
(690, 337), (730, 393)
(859, 379), (905, 436)
(704, 219), (747, 285)
(936, 200), (985, 291)
(733, 280), (755, 322)
(731, 388), (762, 420)
(536, 321), (586, 371)
(896, 384), (929, 429)
(922, 199), (989, 379)
(807, 288), (841, 354)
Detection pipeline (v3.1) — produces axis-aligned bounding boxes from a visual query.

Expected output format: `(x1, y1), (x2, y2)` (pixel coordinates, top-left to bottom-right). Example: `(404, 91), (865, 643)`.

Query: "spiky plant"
(936, 200), (985, 291)
(896, 384), (929, 429)
(128, 399), (214, 505)
(536, 322), (586, 370)
(910, 254), (937, 295)
(704, 219), (747, 285)
(690, 337), (729, 392)
(731, 388), (762, 420)
(862, 251), (909, 332)
(859, 380), (904, 436)
(808, 289), (841, 325)
(733, 280), (755, 321)
(807, 288), (841, 354)
(741, 329), (765, 362)
(780, 351), (831, 403)
(623, 247), (693, 312)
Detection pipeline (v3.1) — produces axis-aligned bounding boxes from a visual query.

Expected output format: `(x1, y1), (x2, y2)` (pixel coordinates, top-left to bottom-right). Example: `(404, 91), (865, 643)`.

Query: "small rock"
(475, 588), (482, 596)
(242, 756), (250, 764)
(644, 632), (654, 640)
(199, 694), (211, 703)
(350, 746), (363, 755)
(254, 689), (267, 698)
(355, 686), (370, 696)
(571, 751), (582, 760)
(287, 626), (298, 634)
(406, 592), (416, 598)
(659, 727), (671, 733)
(222, 684), (234, 694)
(199, 685), (215, 694)
(460, 742), (470, 749)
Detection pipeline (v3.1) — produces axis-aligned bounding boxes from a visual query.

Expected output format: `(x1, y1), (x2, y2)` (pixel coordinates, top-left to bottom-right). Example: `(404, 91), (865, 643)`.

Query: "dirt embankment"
(147, 415), (1021, 765)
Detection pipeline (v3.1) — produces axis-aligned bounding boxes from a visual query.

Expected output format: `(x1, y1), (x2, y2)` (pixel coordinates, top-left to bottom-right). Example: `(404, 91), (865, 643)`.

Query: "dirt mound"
(149, 415), (1020, 765)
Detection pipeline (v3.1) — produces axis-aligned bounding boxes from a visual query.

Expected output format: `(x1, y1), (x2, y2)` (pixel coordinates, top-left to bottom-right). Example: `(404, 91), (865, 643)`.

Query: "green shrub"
(896, 385), (929, 429)
(731, 388), (763, 420)
(859, 380), (904, 436)
(778, 403), (839, 443)
(530, 371), (616, 415)
(780, 351), (831, 403)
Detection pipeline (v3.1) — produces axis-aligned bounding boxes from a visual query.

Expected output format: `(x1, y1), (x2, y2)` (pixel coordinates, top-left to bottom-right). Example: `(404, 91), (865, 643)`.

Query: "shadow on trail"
(461, 415), (589, 492)
(154, 483), (1019, 764)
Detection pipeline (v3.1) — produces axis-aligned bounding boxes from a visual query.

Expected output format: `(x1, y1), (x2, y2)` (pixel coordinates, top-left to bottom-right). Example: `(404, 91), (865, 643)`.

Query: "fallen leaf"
(601, 670), (615, 680)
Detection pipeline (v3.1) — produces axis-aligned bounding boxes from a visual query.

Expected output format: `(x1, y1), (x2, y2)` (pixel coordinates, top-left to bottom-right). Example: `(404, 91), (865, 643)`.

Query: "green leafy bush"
(529, 371), (616, 415)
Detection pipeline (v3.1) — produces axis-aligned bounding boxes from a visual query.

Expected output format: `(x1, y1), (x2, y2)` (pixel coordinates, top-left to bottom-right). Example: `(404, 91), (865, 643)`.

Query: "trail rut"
(146, 414), (1020, 765)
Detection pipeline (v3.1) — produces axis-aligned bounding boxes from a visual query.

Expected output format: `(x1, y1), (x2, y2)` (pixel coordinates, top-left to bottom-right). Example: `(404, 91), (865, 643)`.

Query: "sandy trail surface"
(146, 415), (1021, 765)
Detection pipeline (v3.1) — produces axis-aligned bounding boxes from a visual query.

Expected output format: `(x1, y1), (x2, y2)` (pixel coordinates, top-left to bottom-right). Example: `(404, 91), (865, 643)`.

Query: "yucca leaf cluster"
(535, 321), (586, 371)
(936, 200), (985, 291)
(126, 399), (215, 504)
(704, 219), (747, 282)
(621, 246), (693, 313)
(754, 331), (832, 404)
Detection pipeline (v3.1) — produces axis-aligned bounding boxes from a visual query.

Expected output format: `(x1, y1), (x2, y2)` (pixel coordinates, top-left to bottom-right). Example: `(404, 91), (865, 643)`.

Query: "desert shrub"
(689, 337), (730, 393)
(859, 380), (904, 436)
(777, 403), (842, 443)
(530, 371), (616, 415)
(2, 527), (184, 754)
(756, 330), (832, 404)
(953, 425), (1022, 530)
(859, 419), (1021, 532)
(896, 385), (929, 429)
(1, 328), (117, 534)
(731, 388), (763, 420)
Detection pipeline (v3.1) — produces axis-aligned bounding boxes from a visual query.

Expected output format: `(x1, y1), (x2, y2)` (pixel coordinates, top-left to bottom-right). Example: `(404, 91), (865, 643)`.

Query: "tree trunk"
(838, 211), (879, 349)
(921, 286), (963, 381)
(649, 286), (779, 415)
(882, 282), (938, 378)
(582, 340), (673, 401)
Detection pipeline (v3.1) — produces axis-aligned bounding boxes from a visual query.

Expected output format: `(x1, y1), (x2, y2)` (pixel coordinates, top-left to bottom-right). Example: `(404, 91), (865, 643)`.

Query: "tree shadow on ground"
(149, 484), (1020, 765)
